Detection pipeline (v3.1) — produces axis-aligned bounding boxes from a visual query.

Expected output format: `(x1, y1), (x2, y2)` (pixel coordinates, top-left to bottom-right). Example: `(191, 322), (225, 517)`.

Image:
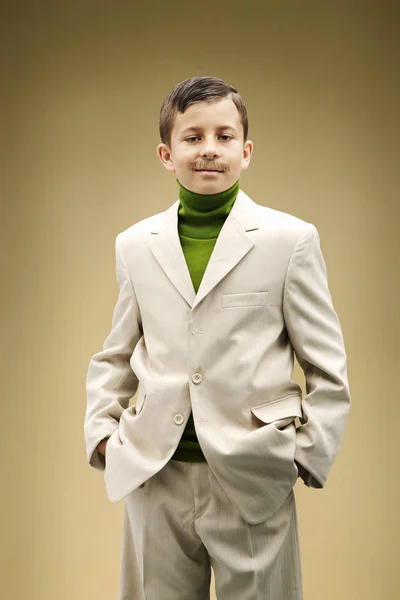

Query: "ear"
(241, 140), (253, 170)
(157, 143), (175, 172)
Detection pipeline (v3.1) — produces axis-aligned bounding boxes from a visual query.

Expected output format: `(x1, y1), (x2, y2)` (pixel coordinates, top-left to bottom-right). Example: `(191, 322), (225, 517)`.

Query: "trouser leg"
(119, 460), (212, 600)
(195, 466), (303, 600)
(118, 458), (302, 599)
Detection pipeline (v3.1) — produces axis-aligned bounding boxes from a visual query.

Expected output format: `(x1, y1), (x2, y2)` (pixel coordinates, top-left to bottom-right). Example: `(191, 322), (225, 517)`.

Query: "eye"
(185, 135), (233, 142)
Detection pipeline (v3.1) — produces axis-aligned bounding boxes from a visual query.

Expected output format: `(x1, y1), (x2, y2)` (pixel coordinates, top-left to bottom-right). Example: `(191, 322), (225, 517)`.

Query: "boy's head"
(157, 76), (253, 195)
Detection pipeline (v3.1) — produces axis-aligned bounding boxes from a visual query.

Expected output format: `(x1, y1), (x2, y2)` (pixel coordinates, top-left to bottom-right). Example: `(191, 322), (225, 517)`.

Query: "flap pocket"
(221, 291), (270, 308)
(250, 394), (302, 428)
(134, 389), (146, 415)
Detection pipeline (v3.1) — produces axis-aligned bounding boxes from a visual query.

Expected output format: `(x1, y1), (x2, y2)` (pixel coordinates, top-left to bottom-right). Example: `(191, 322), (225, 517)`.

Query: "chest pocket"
(221, 291), (270, 308)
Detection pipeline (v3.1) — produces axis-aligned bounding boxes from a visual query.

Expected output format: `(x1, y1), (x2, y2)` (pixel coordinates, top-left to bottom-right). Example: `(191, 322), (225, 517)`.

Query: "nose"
(200, 136), (220, 158)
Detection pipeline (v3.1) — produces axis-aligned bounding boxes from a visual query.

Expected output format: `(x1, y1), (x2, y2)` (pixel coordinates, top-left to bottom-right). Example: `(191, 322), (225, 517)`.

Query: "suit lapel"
(149, 189), (261, 309)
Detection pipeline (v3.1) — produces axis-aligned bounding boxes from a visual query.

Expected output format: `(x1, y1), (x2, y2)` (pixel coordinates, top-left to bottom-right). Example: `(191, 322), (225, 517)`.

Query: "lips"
(195, 169), (222, 172)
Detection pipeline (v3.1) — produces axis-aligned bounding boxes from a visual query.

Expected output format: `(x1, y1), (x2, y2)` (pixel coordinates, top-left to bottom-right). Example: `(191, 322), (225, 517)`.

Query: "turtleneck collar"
(177, 177), (240, 213)
(176, 177), (241, 239)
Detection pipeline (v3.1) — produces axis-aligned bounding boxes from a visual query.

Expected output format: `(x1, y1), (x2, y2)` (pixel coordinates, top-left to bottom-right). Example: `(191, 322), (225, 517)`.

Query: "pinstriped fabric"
(118, 460), (303, 600)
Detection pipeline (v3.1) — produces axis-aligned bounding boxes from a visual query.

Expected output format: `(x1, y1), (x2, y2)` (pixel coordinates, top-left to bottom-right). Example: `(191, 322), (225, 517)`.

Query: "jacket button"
(192, 373), (203, 383)
(173, 414), (184, 425)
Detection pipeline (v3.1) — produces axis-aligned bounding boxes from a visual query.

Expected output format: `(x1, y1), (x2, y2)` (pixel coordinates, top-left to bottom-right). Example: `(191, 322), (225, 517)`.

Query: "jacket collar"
(149, 188), (261, 309)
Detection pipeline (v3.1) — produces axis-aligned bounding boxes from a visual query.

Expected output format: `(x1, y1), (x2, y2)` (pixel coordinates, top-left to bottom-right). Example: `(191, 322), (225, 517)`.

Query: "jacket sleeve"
(84, 232), (142, 471)
(283, 223), (351, 488)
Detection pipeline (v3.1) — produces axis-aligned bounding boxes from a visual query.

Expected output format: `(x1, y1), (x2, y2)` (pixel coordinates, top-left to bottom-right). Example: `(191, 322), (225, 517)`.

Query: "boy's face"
(157, 98), (253, 194)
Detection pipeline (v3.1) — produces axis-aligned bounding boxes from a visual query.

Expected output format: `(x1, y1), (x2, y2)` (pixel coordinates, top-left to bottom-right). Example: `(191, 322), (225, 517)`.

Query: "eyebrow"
(182, 125), (237, 133)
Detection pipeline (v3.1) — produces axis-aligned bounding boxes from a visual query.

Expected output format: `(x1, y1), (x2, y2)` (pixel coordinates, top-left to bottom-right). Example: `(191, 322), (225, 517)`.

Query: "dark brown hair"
(159, 76), (248, 149)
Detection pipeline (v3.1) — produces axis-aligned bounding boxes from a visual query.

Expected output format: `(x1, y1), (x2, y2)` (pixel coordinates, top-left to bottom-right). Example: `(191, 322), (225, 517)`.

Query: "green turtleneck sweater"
(170, 177), (241, 462)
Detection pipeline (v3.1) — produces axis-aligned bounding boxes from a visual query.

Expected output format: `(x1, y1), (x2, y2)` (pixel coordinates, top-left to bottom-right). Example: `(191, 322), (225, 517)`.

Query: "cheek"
(176, 151), (192, 164)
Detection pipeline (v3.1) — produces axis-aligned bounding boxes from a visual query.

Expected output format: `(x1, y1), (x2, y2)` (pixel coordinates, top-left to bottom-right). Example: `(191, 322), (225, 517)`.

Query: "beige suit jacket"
(84, 188), (351, 524)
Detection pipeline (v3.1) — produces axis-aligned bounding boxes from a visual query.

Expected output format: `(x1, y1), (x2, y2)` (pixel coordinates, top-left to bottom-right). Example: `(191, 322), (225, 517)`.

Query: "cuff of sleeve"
(295, 460), (323, 488)
(90, 448), (106, 471)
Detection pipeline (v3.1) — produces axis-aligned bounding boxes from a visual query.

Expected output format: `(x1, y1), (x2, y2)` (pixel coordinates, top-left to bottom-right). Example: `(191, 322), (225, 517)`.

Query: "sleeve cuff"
(295, 460), (323, 488)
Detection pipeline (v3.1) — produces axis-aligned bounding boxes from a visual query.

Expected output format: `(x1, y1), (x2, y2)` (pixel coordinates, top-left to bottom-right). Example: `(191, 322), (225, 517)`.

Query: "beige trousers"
(118, 459), (303, 600)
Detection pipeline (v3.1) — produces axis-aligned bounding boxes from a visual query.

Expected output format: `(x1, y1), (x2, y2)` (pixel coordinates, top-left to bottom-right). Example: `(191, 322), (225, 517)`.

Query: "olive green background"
(1, 1), (398, 599)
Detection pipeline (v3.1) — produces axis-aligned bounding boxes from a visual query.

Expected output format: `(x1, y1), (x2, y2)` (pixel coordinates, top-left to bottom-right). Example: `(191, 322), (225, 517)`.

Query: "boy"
(84, 75), (351, 599)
